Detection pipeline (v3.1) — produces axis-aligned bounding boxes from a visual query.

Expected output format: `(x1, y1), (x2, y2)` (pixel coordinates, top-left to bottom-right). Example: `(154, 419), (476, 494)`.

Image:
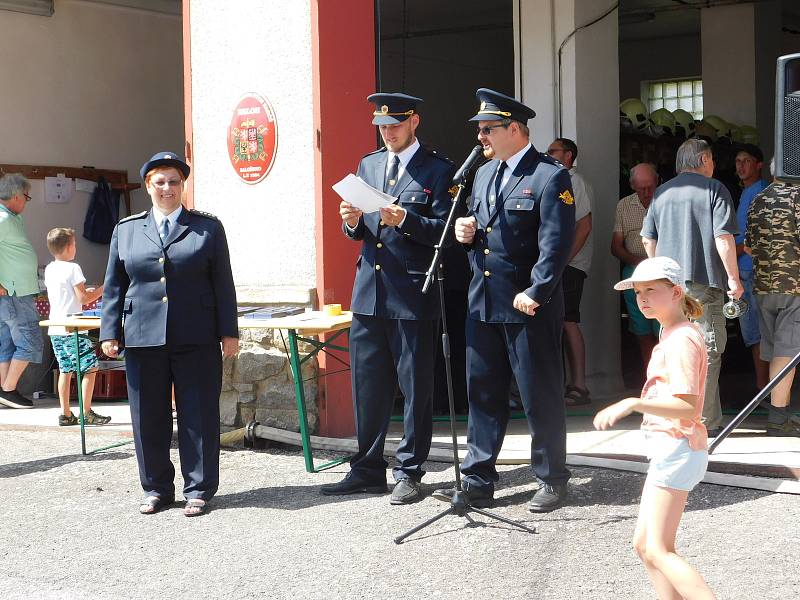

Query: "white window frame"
(642, 78), (704, 120)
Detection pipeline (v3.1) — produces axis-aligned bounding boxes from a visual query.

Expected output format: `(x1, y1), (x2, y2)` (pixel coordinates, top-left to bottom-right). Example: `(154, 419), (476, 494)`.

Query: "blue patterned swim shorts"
(50, 335), (98, 373)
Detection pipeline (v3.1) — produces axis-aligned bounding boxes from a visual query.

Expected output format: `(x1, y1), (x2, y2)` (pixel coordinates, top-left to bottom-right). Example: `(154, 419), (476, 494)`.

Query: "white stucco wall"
(0, 0), (183, 282)
(573, 0), (623, 395)
(516, 0), (576, 149)
(702, 4), (758, 128)
(517, 0), (624, 397)
(189, 0), (316, 302)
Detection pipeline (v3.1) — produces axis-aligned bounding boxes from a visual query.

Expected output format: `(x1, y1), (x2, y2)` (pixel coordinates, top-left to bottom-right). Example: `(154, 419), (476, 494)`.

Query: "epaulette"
(363, 147), (387, 159)
(188, 208), (220, 221)
(119, 210), (148, 223)
(541, 153), (563, 168)
(427, 147), (454, 165)
(417, 140), (453, 164)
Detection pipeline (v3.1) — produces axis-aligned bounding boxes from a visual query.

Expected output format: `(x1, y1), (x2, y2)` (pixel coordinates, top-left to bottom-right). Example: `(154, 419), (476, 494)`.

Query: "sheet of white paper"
(75, 178), (97, 193)
(332, 173), (395, 213)
(44, 175), (74, 204)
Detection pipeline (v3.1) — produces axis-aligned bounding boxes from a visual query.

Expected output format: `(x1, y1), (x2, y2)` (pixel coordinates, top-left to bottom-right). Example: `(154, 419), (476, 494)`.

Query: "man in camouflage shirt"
(745, 180), (800, 436)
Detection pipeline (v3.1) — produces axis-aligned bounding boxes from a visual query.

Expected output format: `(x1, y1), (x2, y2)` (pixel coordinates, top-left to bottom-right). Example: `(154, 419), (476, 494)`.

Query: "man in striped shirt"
(611, 163), (660, 366)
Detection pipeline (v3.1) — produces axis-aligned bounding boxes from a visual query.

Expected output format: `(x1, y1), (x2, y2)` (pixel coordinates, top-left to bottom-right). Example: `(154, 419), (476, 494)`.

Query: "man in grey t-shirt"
(641, 138), (743, 435)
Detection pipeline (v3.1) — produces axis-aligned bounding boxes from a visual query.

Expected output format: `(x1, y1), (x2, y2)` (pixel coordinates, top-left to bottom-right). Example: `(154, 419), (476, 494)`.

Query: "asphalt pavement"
(0, 424), (797, 599)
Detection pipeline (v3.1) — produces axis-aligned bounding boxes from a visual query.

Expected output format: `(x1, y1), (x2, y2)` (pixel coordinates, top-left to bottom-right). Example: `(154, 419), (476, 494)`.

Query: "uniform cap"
(613, 257), (684, 291)
(367, 92), (423, 125)
(140, 152), (190, 181)
(469, 88), (535, 123)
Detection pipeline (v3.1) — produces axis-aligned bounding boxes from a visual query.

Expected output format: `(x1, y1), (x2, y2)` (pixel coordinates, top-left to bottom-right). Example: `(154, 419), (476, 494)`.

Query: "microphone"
(451, 144), (485, 184)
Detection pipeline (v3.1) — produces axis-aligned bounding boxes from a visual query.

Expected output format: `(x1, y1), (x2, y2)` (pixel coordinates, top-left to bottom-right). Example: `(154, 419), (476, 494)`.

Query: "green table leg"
(287, 329), (349, 473)
(73, 329), (87, 456)
(72, 328), (133, 456)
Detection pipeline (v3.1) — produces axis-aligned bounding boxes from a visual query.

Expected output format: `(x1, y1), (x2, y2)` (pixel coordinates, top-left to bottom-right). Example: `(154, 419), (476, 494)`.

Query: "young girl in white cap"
(594, 256), (715, 599)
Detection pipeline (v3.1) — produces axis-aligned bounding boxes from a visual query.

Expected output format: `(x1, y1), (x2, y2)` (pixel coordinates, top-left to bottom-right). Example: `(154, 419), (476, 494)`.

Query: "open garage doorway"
(617, 0), (800, 409)
(376, 0), (516, 163)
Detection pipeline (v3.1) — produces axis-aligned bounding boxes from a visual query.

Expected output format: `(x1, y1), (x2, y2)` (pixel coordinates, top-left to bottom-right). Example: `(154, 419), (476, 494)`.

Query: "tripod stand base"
(394, 497), (538, 544)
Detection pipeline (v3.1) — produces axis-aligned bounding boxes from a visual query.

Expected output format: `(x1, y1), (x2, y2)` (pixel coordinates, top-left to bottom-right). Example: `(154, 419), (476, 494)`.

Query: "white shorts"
(644, 432), (708, 492)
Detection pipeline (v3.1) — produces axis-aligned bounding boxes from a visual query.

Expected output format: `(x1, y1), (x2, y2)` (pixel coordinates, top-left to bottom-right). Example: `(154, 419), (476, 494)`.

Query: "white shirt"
(498, 142), (533, 191)
(568, 167), (594, 273)
(44, 260), (86, 335)
(345, 139), (421, 233)
(386, 139), (420, 229)
(385, 138), (420, 183)
(152, 205), (182, 236)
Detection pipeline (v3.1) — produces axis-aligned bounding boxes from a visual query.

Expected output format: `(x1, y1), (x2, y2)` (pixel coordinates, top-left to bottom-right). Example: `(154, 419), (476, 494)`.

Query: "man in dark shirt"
(641, 138), (742, 437)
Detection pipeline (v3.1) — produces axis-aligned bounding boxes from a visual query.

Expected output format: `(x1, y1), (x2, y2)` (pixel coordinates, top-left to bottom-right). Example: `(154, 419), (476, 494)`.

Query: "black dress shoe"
(390, 478), (422, 505)
(528, 483), (567, 513)
(0, 389), (33, 409)
(431, 484), (494, 508)
(320, 473), (387, 496)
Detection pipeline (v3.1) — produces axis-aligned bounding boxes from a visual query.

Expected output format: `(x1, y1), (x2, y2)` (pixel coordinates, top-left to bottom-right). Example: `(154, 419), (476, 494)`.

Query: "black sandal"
(565, 385), (591, 407)
(139, 495), (175, 515)
(183, 499), (209, 517)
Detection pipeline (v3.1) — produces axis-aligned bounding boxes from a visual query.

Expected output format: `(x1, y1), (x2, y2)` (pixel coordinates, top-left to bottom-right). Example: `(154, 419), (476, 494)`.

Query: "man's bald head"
(629, 163), (658, 205)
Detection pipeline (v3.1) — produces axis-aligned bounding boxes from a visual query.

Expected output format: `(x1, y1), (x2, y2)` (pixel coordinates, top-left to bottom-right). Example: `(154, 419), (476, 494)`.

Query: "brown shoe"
(565, 385), (591, 407)
(84, 409), (111, 425)
(58, 412), (79, 426)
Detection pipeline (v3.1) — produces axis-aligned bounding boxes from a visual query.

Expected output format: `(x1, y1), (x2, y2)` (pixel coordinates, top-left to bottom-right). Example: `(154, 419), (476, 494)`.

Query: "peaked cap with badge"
(469, 88), (536, 123)
(367, 92), (423, 125)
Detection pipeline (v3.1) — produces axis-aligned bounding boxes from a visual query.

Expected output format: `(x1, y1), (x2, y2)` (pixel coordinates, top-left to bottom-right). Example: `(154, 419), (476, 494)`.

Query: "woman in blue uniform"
(100, 152), (238, 517)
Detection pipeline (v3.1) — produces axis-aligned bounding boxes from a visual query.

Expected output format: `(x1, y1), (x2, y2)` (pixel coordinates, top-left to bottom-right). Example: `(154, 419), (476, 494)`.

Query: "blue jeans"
(0, 294), (43, 363)
(738, 270), (761, 347)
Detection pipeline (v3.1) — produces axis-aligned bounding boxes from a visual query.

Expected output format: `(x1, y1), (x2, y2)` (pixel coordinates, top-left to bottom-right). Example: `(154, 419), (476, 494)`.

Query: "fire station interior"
(619, 0), (800, 407)
(378, 0), (800, 410)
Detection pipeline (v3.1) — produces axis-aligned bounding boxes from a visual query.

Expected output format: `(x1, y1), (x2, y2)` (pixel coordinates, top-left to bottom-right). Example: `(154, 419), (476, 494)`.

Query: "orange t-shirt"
(640, 321), (709, 451)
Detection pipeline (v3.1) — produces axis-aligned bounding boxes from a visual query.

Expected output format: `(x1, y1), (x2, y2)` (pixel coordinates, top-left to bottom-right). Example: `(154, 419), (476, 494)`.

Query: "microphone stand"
(394, 171), (537, 544)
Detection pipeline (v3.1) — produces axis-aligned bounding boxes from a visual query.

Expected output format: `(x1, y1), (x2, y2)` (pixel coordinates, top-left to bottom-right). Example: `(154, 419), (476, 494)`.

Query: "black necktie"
(490, 161), (507, 209)
(384, 155), (400, 193)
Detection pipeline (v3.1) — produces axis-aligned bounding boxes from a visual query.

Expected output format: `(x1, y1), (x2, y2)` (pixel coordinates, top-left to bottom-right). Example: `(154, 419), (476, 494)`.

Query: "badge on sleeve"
(559, 190), (575, 205)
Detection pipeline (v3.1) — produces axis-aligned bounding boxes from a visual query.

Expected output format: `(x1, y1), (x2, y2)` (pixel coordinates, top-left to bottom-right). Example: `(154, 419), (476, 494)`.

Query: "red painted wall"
(312, 0), (376, 436)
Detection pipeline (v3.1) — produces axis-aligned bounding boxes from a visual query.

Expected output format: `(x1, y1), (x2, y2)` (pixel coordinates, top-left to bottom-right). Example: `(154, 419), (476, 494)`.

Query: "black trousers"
(349, 314), (438, 483)
(125, 342), (222, 500)
(461, 291), (570, 491)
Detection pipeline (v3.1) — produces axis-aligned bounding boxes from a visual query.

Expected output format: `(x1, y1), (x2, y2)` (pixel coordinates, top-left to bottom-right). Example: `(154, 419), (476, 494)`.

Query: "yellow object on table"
(323, 303), (342, 316)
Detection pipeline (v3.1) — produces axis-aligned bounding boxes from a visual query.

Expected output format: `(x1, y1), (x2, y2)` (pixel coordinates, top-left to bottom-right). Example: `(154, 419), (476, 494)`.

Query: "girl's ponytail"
(681, 293), (704, 320)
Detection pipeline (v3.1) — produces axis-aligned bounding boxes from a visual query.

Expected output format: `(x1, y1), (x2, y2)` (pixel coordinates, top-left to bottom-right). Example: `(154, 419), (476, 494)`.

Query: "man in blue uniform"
(434, 89), (576, 512)
(321, 93), (456, 504)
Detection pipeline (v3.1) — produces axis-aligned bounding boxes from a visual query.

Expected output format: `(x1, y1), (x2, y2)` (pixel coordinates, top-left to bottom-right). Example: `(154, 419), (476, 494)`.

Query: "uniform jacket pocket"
(505, 196), (537, 211)
(399, 190), (429, 205)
